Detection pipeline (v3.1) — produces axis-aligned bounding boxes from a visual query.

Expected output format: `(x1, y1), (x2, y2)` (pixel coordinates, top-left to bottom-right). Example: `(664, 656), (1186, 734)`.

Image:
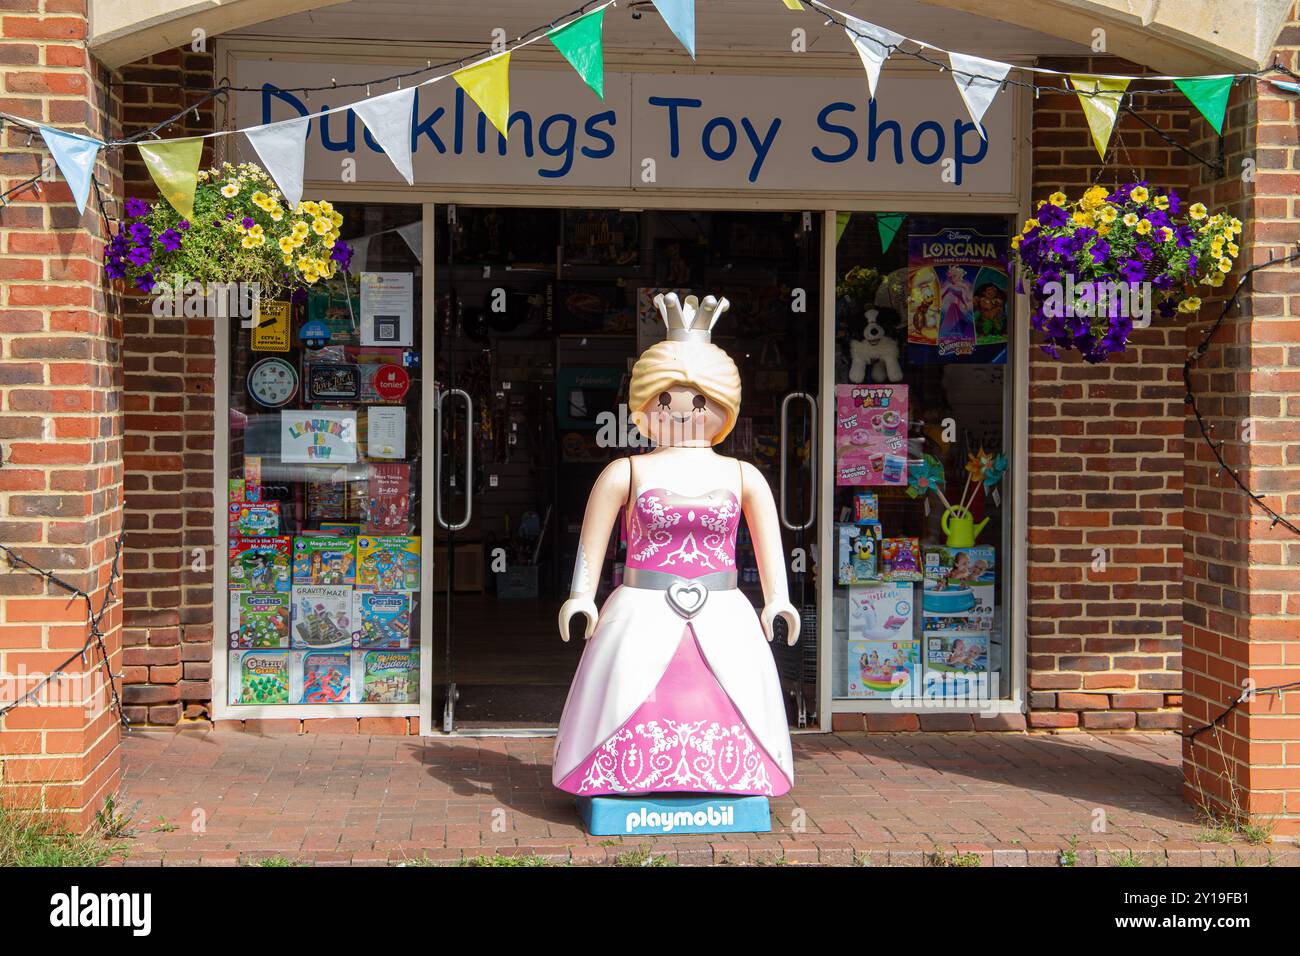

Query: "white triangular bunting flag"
(352, 87), (416, 185)
(395, 221), (423, 263)
(245, 117), (309, 209)
(947, 52), (1011, 139)
(349, 234), (372, 272)
(39, 126), (102, 215)
(843, 15), (904, 100)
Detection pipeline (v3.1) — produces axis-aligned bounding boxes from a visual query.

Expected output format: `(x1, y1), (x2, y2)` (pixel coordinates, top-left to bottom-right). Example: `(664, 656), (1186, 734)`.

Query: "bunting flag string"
(1069, 74), (1131, 160)
(651, 0), (696, 59)
(1173, 75), (1235, 134)
(0, 0), (1291, 213)
(549, 5), (608, 98)
(37, 127), (102, 215)
(244, 117), (309, 209)
(843, 14), (903, 101)
(454, 52), (513, 138)
(947, 52), (1012, 138)
(137, 136), (204, 219)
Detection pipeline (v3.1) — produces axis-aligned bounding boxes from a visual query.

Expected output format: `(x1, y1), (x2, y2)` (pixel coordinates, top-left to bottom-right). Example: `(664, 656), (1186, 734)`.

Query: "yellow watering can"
(942, 505), (989, 548)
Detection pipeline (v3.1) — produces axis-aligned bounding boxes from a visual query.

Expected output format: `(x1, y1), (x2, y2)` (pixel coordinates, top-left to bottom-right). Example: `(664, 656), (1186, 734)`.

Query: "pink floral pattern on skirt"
(557, 624), (790, 797)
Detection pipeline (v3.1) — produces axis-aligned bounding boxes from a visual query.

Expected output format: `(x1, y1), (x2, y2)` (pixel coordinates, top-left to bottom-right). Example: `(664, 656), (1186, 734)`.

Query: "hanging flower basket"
(1012, 183), (1242, 362)
(105, 162), (353, 301)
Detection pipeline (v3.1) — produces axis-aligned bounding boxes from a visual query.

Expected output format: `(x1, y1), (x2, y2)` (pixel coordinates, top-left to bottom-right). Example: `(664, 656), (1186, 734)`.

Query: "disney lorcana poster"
(907, 221), (1009, 364)
(835, 384), (908, 487)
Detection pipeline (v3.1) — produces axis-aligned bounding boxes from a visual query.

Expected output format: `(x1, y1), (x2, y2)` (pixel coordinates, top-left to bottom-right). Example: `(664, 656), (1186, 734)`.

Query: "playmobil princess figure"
(553, 292), (800, 798)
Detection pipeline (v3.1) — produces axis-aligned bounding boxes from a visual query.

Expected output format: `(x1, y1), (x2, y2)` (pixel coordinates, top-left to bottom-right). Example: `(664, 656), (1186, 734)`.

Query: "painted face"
(637, 384), (727, 447)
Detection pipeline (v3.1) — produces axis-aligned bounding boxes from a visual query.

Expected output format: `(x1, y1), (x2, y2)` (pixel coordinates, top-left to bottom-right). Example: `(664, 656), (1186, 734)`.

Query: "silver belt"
(622, 567), (737, 619)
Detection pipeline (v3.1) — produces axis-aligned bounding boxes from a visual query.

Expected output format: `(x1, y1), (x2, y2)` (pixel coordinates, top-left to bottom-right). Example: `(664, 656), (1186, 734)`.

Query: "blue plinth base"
(576, 794), (772, 836)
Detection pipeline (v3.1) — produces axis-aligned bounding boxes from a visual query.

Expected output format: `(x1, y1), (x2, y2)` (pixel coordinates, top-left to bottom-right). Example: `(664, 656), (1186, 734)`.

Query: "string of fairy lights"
(0, 535), (127, 727)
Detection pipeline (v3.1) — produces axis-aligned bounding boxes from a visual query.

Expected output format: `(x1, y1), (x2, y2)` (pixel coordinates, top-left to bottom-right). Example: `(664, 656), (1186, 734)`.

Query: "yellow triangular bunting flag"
(1068, 74), (1130, 161)
(455, 52), (512, 138)
(781, 0), (803, 9)
(136, 137), (204, 220)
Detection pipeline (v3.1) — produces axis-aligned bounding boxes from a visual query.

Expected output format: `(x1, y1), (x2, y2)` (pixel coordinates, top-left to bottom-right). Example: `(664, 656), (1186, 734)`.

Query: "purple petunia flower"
(1090, 239), (1111, 264)
(178, 219), (190, 231)
(134, 272), (156, 293)
(126, 244), (153, 267)
(158, 228), (182, 252)
(1038, 204), (1068, 227)
(330, 239), (353, 272)
(124, 197), (149, 218)
(241, 217), (255, 230)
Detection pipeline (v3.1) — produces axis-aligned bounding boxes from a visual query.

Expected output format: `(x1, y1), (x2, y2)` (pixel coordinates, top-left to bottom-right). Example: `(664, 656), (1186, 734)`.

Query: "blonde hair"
(628, 339), (742, 445)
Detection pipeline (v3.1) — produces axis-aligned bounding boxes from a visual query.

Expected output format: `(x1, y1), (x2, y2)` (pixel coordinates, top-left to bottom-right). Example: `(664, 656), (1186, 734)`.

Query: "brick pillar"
(0, 3), (125, 826)
(1182, 8), (1300, 839)
(116, 50), (217, 728)
(1026, 56), (1190, 731)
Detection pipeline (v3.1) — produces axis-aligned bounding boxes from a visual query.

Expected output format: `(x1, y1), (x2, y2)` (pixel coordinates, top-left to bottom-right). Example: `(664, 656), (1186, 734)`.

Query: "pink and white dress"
(552, 483), (794, 797)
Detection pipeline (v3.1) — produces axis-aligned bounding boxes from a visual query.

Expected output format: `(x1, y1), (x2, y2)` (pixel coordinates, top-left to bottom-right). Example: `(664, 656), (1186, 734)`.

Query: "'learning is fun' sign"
(281, 409), (358, 463)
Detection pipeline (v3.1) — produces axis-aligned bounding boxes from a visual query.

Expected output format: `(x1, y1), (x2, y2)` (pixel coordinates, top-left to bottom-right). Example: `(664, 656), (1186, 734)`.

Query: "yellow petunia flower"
(1135, 219), (1151, 235)
(1082, 185), (1109, 209)
(1207, 271), (1225, 287)
(1189, 202), (1207, 220)
(248, 224), (264, 238)
(330, 211), (343, 227)
(1177, 296), (1201, 313)
(1100, 206), (1118, 223)
(1218, 257), (1233, 273)
(318, 201), (334, 215)
(269, 208), (284, 222)
(312, 217), (332, 236)
(1153, 195), (1169, 211)
(1123, 213), (1138, 227)
(1049, 191), (1067, 207)
(1228, 242), (1239, 256)
(1130, 185), (1149, 203)
(283, 254), (294, 266)
(221, 182), (239, 198)
(278, 236), (295, 254)
(1010, 235), (1022, 250)
(297, 257), (314, 272)
(1021, 218), (1039, 234)
(1158, 227), (1173, 242)
(1072, 210), (1094, 227)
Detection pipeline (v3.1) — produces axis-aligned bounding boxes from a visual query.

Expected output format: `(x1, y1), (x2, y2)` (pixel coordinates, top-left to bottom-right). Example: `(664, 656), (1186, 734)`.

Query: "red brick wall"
(1182, 6), (1300, 838)
(0, 0), (126, 824)
(115, 50), (219, 729)
(1024, 57), (1190, 732)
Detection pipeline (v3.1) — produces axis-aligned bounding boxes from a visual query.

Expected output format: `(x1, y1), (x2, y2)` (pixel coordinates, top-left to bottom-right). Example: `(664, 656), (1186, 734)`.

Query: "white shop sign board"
(231, 60), (1014, 196)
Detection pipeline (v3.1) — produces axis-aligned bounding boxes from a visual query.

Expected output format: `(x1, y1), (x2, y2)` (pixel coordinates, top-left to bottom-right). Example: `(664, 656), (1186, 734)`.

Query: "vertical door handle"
(779, 391), (817, 531)
(435, 388), (474, 531)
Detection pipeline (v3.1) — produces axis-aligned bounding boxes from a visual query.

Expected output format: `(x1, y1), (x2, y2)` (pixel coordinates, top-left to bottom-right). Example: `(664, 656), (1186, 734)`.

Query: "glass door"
(428, 204), (823, 732)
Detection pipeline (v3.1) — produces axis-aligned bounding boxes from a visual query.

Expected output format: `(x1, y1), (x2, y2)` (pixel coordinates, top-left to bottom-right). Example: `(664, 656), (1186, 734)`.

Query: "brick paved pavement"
(114, 729), (1297, 866)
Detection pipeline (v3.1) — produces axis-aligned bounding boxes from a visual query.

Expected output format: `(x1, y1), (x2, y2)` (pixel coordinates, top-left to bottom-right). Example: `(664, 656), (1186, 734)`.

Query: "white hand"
(761, 600), (801, 646)
(557, 596), (599, 642)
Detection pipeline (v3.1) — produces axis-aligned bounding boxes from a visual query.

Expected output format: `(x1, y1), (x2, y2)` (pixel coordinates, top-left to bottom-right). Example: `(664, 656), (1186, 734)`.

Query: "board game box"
(228, 501), (280, 537)
(229, 591), (291, 649)
(290, 649), (355, 704)
(352, 590), (414, 649)
(355, 536), (421, 591)
(227, 536), (291, 592)
(359, 649), (419, 703)
(229, 649), (289, 705)
(291, 535), (357, 586)
(291, 584), (353, 649)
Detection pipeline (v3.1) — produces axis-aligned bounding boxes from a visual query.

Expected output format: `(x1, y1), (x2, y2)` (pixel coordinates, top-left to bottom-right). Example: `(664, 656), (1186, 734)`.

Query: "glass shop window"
(225, 203), (423, 709)
(831, 214), (1011, 706)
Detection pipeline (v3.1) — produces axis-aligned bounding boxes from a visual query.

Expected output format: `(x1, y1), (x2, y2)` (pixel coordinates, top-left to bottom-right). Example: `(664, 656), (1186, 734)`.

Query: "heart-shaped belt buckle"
(666, 579), (708, 619)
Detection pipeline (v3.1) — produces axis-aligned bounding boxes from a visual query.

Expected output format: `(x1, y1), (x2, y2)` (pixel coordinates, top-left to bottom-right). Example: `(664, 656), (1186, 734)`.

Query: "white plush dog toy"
(848, 308), (903, 383)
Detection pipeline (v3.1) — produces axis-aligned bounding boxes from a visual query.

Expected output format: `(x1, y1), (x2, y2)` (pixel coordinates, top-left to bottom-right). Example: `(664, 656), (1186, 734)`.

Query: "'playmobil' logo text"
(626, 805), (734, 833)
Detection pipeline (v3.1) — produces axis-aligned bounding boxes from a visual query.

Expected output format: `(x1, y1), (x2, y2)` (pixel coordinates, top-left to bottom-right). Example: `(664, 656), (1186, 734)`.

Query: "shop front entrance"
(428, 205), (822, 730)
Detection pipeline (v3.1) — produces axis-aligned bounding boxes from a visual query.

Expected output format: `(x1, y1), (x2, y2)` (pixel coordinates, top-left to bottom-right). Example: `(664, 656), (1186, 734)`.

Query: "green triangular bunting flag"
(1174, 76), (1233, 135)
(549, 7), (607, 99)
(877, 213), (904, 253)
(835, 212), (851, 244)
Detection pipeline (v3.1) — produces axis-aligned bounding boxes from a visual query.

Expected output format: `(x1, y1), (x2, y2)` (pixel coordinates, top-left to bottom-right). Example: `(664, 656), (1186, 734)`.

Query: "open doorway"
(431, 206), (821, 729)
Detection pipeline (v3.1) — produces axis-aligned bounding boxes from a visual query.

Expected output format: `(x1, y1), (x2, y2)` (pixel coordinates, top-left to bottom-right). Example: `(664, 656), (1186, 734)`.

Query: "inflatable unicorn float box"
(552, 292), (801, 836)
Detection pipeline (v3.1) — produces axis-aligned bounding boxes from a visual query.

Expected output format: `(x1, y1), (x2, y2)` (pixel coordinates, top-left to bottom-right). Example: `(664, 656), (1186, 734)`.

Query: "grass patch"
(251, 855), (308, 867)
(1108, 850), (1143, 868)
(1058, 836), (1079, 867)
(457, 853), (562, 867)
(927, 848), (982, 868)
(614, 845), (675, 867)
(0, 803), (126, 867)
